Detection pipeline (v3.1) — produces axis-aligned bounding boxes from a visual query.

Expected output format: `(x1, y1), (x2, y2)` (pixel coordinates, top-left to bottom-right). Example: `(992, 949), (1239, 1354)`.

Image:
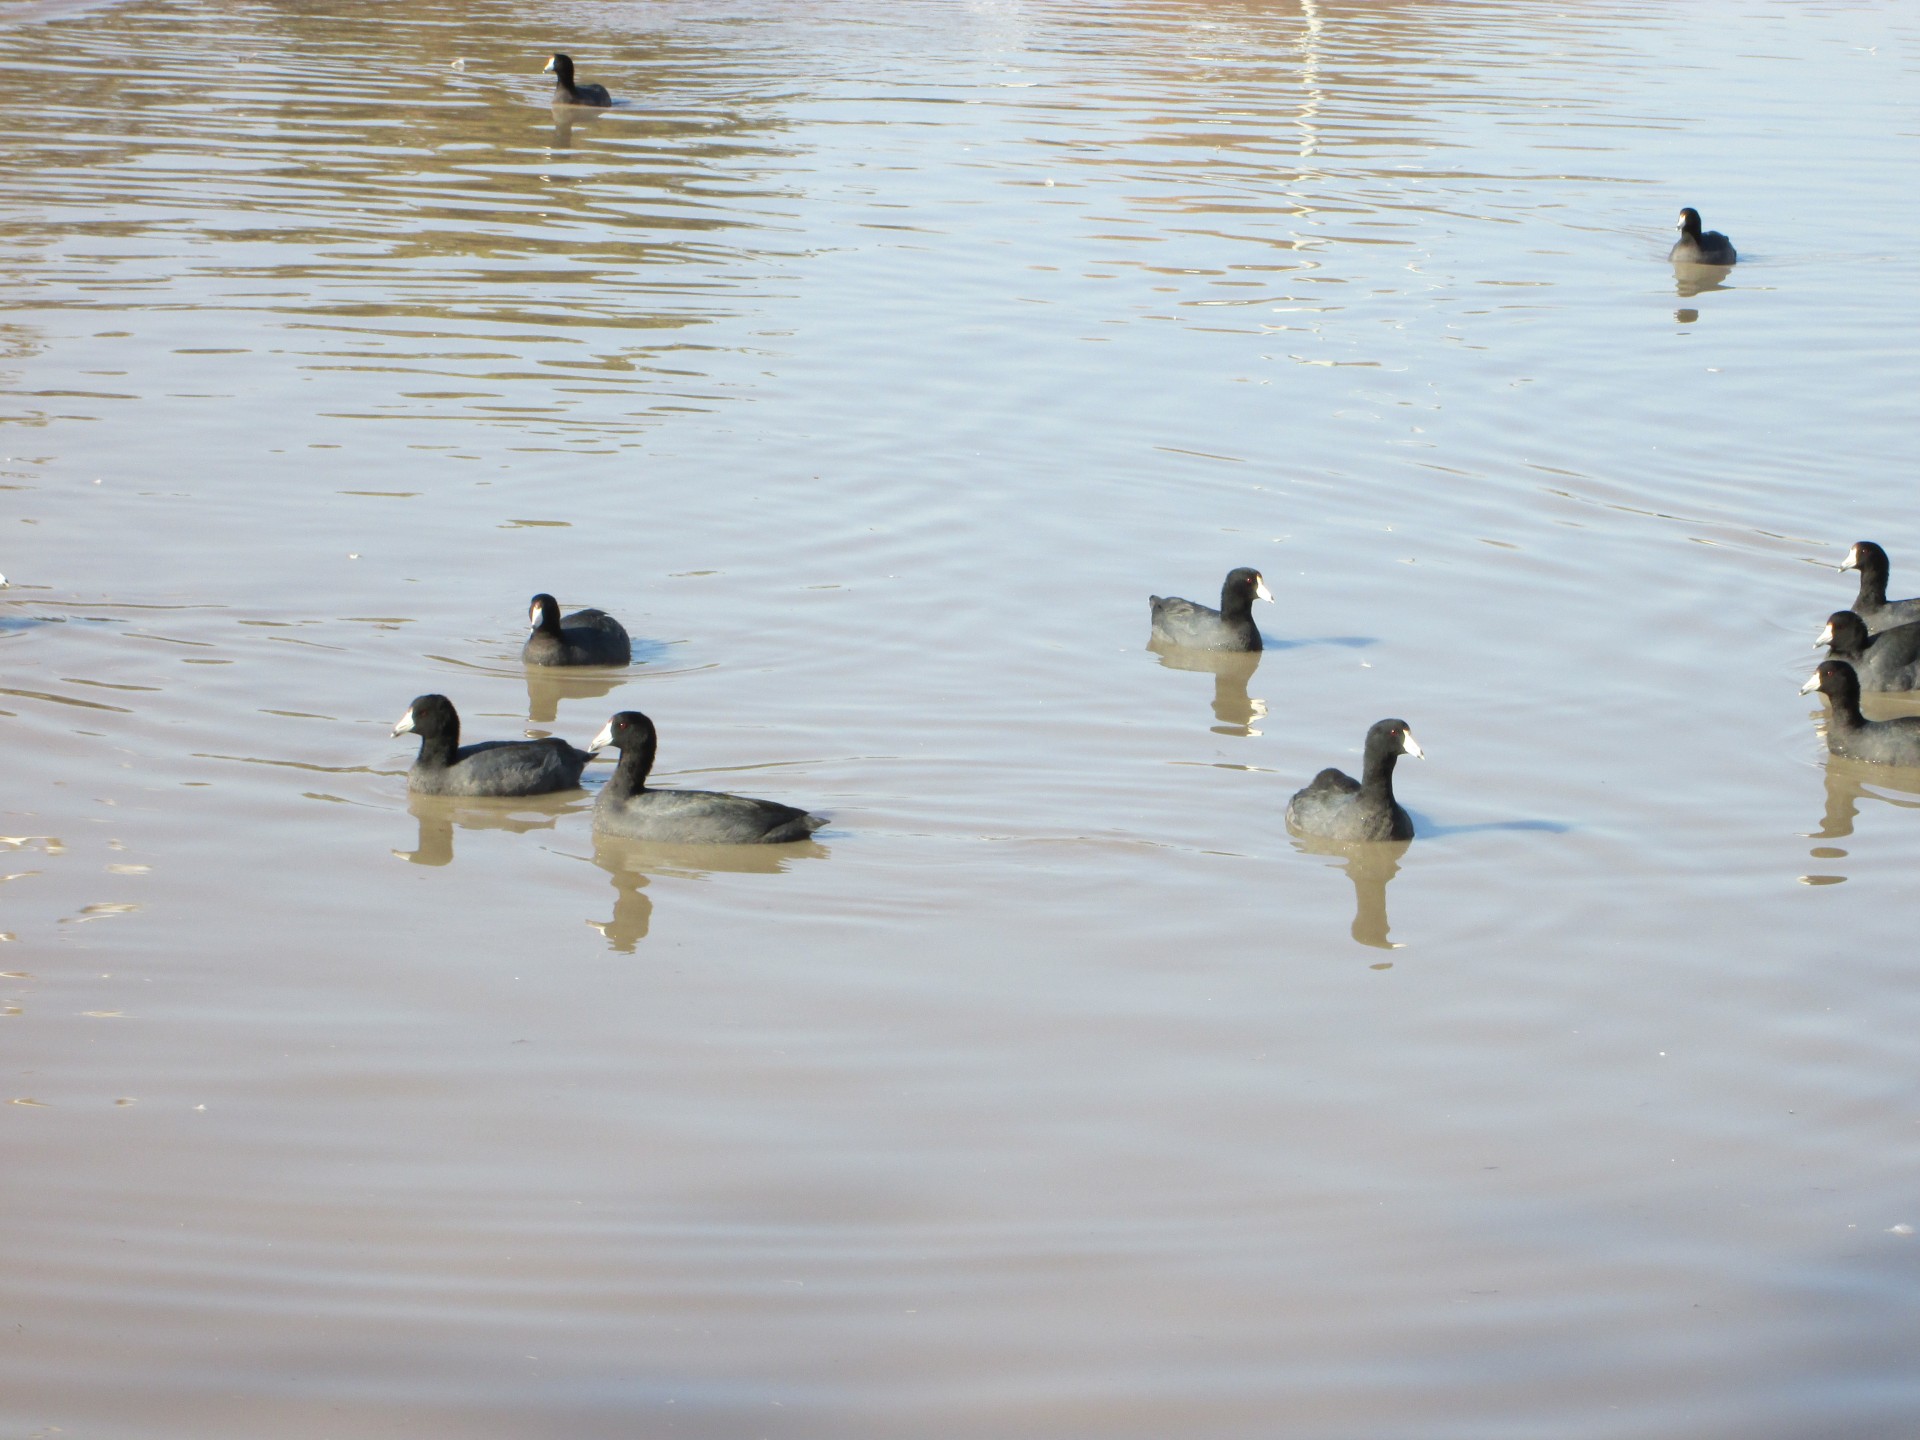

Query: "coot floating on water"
(1800, 660), (1920, 767)
(522, 593), (632, 667)
(393, 693), (592, 797)
(1669, 207), (1736, 265)
(1285, 718), (1423, 842)
(591, 710), (826, 844)
(1839, 541), (1920, 635)
(1818, 610), (1920, 693)
(544, 53), (612, 107)
(1149, 567), (1272, 652)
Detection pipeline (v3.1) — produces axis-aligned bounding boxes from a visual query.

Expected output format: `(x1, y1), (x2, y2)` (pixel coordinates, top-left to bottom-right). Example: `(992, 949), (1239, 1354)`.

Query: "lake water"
(5, 0), (1920, 1434)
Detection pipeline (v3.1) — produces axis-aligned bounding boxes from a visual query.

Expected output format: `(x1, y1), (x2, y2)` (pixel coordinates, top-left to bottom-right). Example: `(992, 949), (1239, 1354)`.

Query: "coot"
(591, 710), (826, 843)
(522, 593), (632, 667)
(1839, 541), (1920, 634)
(393, 693), (592, 796)
(1149, 567), (1272, 652)
(1669, 207), (1736, 265)
(1800, 660), (1920, 766)
(1818, 610), (1920, 692)
(544, 53), (612, 107)
(1285, 718), (1423, 842)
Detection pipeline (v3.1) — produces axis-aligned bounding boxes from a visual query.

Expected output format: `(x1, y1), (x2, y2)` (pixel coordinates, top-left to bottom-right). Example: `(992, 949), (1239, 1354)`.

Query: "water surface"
(5, 0), (1920, 1435)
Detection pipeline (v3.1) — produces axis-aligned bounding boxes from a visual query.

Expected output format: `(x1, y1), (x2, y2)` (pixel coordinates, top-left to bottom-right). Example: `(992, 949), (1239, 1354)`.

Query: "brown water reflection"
(396, 790), (590, 867)
(1291, 834), (1408, 950)
(1150, 644), (1266, 736)
(590, 833), (830, 953)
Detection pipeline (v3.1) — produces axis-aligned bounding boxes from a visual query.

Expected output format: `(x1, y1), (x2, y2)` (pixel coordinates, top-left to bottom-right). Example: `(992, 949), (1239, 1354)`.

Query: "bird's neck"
(605, 740), (656, 799)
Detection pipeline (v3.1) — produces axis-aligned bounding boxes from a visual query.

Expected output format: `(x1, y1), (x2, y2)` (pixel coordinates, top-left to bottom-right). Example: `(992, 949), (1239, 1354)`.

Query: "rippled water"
(5, 0), (1920, 1434)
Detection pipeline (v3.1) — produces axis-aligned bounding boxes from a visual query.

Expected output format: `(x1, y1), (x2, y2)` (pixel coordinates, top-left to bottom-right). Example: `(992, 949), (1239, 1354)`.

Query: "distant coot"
(1818, 610), (1920, 693)
(1285, 718), (1423, 842)
(543, 53), (612, 107)
(1149, 567), (1272, 652)
(591, 710), (826, 844)
(1800, 660), (1920, 767)
(1839, 541), (1920, 634)
(393, 693), (591, 796)
(1669, 207), (1736, 265)
(522, 593), (632, 667)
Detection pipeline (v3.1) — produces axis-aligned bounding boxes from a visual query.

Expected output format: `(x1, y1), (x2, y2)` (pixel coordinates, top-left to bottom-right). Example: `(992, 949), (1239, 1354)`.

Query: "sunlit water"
(4, 0), (1920, 1434)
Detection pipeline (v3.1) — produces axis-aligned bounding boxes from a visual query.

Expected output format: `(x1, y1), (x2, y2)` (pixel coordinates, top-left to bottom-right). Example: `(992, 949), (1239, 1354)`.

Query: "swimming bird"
(1817, 610), (1920, 692)
(1839, 541), (1920, 634)
(543, 53), (612, 107)
(590, 710), (826, 844)
(393, 693), (592, 796)
(1800, 660), (1920, 767)
(1669, 207), (1736, 265)
(1149, 567), (1272, 652)
(1285, 718), (1423, 842)
(522, 593), (632, 667)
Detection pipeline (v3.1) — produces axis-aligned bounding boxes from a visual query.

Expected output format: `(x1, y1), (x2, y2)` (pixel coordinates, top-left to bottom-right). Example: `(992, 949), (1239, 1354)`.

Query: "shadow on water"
(1801, 756), (1920, 885)
(1259, 635), (1379, 651)
(1290, 836), (1410, 951)
(1404, 814), (1570, 839)
(395, 791), (591, 867)
(588, 834), (829, 953)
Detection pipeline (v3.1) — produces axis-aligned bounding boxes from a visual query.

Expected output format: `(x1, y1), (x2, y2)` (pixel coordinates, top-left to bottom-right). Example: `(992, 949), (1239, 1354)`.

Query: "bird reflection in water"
(589, 835), (829, 953)
(548, 105), (607, 151)
(394, 791), (588, 867)
(1291, 835), (1409, 950)
(1672, 265), (1734, 302)
(524, 665), (624, 726)
(1150, 644), (1266, 736)
(1801, 755), (1920, 887)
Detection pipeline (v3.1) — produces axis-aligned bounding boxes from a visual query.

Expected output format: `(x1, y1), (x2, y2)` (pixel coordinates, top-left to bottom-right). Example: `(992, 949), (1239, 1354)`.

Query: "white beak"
(1839, 546), (1859, 573)
(1254, 577), (1274, 603)
(589, 720), (614, 752)
(392, 707), (416, 737)
(542, 56), (556, 74)
(0, 573), (9, 588)
(1401, 731), (1424, 759)
(1816, 622), (1833, 647)
(528, 603), (541, 630)
(1799, 671), (1822, 696)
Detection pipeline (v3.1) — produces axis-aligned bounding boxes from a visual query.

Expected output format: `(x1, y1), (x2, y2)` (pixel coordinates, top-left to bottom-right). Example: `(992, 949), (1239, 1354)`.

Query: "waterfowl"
(1669, 207), (1736, 265)
(1149, 567), (1272, 652)
(1800, 660), (1920, 767)
(1839, 541), (1920, 634)
(1817, 610), (1920, 692)
(393, 693), (591, 797)
(591, 710), (825, 844)
(543, 53), (612, 107)
(1285, 718), (1423, 842)
(522, 593), (631, 667)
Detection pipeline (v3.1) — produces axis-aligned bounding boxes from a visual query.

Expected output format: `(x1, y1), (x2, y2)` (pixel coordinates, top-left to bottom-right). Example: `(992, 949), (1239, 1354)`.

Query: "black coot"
(1669, 207), (1736, 265)
(1800, 660), (1920, 766)
(591, 710), (826, 844)
(544, 53), (612, 107)
(1818, 610), (1920, 692)
(393, 693), (591, 796)
(522, 593), (632, 667)
(1840, 541), (1920, 634)
(1149, 567), (1272, 652)
(1285, 718), (1423, 842)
